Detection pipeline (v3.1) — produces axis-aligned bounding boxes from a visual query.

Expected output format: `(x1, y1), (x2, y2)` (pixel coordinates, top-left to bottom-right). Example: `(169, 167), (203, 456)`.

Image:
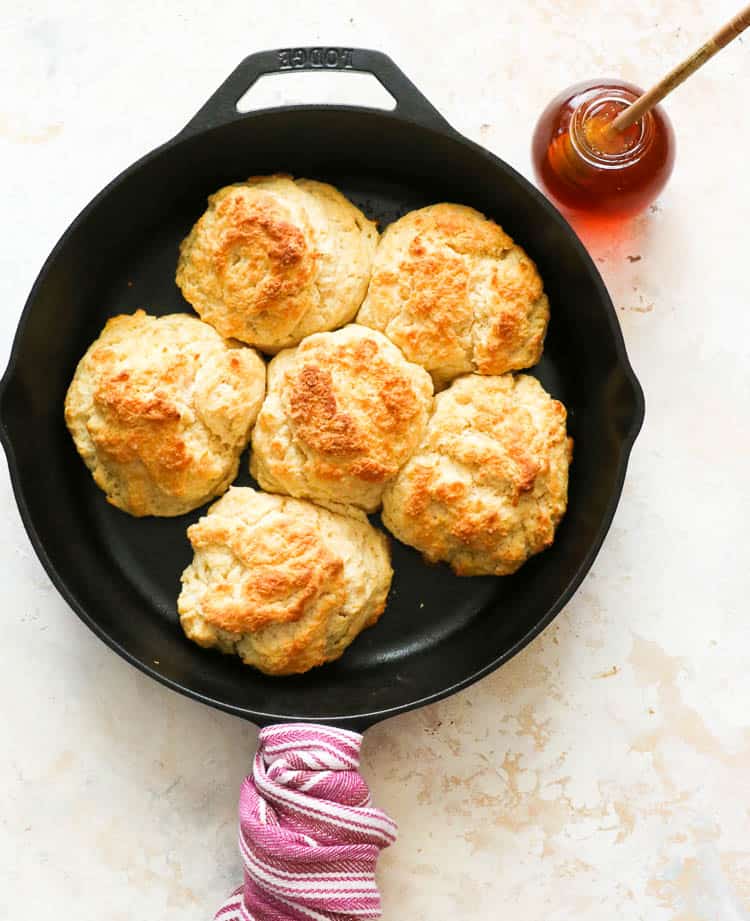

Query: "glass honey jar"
(532, 79), (676, 220)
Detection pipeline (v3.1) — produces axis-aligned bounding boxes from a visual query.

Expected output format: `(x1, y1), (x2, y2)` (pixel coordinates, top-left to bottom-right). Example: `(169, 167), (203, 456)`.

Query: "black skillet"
(0, 48), (644, 734)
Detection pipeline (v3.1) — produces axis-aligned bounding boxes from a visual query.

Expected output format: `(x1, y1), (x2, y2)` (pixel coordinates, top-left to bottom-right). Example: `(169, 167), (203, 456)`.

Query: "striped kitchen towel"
(216, 723), (397, 921)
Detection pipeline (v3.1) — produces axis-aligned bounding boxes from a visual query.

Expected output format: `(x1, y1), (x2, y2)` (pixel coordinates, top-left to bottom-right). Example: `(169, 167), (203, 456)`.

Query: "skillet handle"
(181, 46), (455, 136)
(215, 723), (397, 920)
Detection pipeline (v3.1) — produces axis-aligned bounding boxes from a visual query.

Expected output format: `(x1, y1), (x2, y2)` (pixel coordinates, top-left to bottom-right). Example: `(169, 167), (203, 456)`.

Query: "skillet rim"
(0, 103), (645, 729)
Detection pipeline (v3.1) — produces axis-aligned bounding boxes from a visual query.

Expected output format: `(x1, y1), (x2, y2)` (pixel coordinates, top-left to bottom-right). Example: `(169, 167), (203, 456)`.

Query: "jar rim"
(570, 89), (655, 170)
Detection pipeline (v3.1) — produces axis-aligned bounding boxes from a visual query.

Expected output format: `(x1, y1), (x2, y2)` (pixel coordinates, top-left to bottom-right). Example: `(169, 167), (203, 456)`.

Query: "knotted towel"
(215, 724), (397, 921)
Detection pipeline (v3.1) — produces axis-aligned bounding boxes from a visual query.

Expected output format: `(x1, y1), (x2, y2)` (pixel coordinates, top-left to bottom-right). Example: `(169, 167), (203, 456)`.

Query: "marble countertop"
(2, 2), (749, 919)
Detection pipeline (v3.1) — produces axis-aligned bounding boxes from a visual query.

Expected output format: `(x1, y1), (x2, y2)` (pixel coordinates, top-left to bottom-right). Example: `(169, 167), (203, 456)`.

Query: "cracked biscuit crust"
(357, 203), (549, 387)
(250, 325), (434, 513)
(178, 487), (392, 674)
(64, 311), (266, 517)
(381, 373), (572, 576)
(176, 174), (378, 352)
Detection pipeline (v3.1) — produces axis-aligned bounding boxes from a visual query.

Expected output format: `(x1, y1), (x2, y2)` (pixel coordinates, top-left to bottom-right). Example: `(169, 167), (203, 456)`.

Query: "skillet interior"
(0, 108), (643, 728)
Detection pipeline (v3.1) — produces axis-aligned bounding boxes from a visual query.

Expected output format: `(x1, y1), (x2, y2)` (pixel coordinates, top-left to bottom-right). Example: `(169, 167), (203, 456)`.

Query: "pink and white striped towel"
(215, 723), (397, 921)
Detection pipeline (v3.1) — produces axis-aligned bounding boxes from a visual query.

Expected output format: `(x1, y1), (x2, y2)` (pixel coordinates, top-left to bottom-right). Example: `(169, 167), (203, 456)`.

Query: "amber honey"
(532, 80), (675, 219)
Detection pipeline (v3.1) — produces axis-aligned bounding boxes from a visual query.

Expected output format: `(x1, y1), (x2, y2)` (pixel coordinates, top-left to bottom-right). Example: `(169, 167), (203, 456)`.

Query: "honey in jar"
(532, 79), (675, 219)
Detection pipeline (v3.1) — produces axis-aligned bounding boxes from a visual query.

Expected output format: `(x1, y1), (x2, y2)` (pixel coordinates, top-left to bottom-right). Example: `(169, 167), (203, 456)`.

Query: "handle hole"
(236, 71), (397, 114)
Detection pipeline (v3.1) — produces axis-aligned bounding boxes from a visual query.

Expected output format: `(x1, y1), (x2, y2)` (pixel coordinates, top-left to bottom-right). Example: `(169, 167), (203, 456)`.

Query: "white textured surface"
(2, 2), (749, 919)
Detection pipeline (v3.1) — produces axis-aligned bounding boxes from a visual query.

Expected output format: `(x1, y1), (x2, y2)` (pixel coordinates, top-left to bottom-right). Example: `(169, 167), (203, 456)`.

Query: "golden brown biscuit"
(178, 487), (392, 675)
(176, 175), (377, 352)
(381, 374), (572, 576)
(64, 311), (266, 517)
(357, 203), (549, 387)
(250, 325), (434, 513)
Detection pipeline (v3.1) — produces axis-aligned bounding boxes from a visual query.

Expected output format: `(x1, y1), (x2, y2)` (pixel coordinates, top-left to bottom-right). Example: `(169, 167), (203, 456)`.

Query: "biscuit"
(64, 311), (266, 516)
(176, 174), (378, 352)
(178, 487), (392, 675)
(250, 324), (434, 513)
(381, 373), (572, 576)
(357, 203), (549, 387)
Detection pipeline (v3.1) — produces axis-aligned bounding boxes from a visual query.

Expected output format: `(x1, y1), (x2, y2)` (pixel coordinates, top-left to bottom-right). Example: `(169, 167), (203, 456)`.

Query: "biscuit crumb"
(595, 665), (619, 679)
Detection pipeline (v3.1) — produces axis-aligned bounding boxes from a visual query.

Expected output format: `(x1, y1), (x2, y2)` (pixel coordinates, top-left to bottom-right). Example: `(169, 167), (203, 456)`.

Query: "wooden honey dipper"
(610, 4), (750, 134)
(533, 4), (750, 218)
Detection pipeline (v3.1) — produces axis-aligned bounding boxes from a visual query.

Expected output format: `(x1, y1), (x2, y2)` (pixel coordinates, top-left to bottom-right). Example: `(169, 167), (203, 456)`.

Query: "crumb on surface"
(595, 664), (619, 679)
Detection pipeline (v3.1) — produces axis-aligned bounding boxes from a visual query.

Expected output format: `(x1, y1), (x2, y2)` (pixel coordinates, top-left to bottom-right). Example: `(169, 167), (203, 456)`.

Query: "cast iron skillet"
(0, 48), (644, 732)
